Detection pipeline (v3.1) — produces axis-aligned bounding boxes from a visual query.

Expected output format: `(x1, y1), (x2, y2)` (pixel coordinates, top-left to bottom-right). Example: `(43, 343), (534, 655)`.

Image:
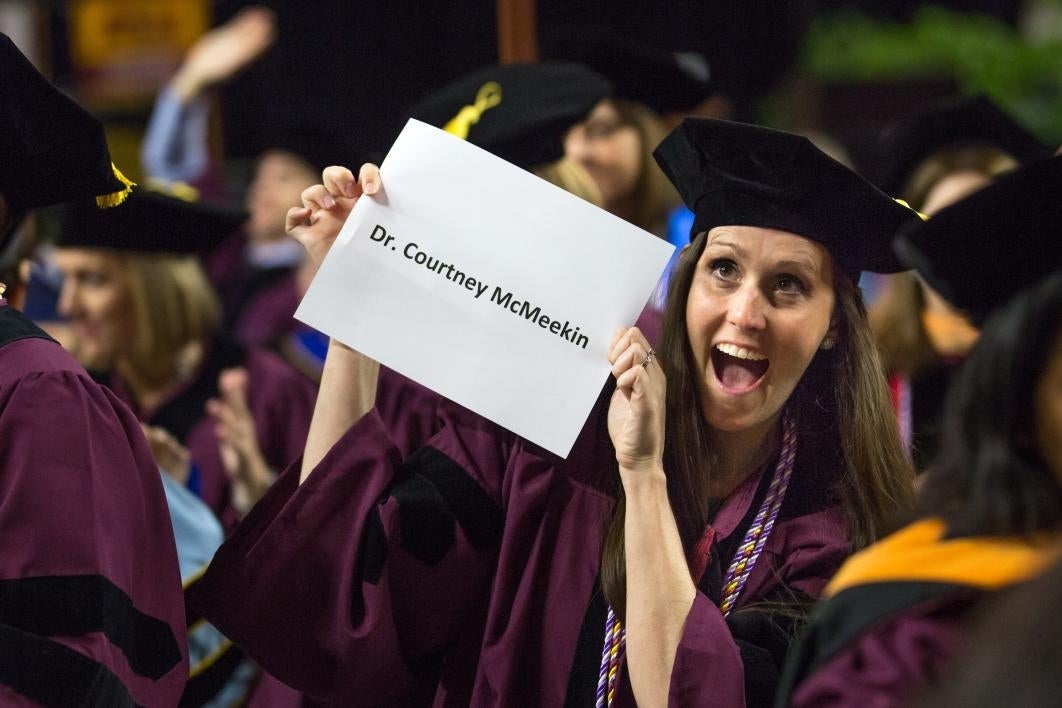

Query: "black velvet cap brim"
(654, 118), (922, 281)
(55, 190), (247, 255)
(874, 95), (1048, 196)
(0, 34), (127, 213)
(407, 62), (611, 170)
(893, 154), (1062, 324)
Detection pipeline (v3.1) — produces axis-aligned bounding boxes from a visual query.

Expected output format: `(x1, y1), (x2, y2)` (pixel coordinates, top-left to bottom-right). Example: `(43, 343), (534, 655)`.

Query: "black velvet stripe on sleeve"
(775, 581), (981, 706)
(0, 622), (139, 707)
(179, 643), (248, 708)
(146, 335), (245, 442)
(0, 574), (182, 680)
(388, 446), (504, 566)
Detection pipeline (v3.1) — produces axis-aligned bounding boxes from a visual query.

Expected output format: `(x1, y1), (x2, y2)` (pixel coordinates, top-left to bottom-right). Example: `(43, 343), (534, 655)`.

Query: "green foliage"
(801, 7), (1062, 143)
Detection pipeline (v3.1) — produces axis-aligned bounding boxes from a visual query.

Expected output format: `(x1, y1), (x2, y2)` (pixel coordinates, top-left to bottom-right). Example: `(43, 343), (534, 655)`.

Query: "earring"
(820, 336), (834, 351)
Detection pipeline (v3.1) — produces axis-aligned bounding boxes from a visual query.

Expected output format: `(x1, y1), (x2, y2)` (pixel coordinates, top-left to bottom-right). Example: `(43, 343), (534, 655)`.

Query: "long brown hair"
(601, 231), (913, 618)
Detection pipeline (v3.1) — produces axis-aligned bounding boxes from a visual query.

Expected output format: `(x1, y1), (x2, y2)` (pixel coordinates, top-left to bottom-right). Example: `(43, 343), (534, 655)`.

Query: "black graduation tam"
(874, 95), (1048, 197)
(56, 188), (246, 255)
(893, 155), (1062, 324)
(407, 62), (611, 170)
(543, 27), (713, 116)
(0, 33), (132, 214)
(654, 118), (921, 280)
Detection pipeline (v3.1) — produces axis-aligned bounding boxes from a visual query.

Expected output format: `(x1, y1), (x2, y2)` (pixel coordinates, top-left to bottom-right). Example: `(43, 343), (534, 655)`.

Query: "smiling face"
(245, 150), (317, 243)
(54, 248), (135, 370)
(564, 100), (643, 209)
(686, 226), (837, 435)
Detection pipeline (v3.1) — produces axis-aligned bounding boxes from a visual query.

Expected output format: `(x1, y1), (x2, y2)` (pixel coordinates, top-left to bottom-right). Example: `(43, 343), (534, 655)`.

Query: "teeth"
(715, 343), (767, 361)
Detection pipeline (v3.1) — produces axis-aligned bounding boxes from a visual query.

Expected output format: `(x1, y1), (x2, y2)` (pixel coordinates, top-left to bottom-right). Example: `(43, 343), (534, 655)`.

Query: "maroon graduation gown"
(777, 519), (1059, 708)
(105, 336), (317, 526)
(0, 301), (187, 706)
(192, 388), (850, 707)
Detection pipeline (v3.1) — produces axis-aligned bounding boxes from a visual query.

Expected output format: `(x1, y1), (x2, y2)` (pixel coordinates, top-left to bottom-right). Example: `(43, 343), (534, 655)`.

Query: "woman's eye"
(776, 274), (806, 294)
(710, 259), (739, 281)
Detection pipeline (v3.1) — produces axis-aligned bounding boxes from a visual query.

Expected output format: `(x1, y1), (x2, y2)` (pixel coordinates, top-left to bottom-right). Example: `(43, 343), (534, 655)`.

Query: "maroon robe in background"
(104, 336), (317, 527)
(192, 383), (850, 706)
(776, 518), (1059, 708)
(0, 301), (187, 706)
(787, 595), (966, 707)
(205, 231), (302, 348)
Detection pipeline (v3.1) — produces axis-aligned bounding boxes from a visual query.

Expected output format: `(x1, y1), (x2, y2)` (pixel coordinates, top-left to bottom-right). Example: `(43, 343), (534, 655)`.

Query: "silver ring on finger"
(640, 348), (655, 369)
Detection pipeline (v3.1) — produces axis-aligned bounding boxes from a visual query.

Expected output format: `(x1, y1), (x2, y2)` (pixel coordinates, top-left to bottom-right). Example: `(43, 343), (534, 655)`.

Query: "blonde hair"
(533, 157), (604, 207)
(120, 253), (220, 384)
(902, 145), (1018, 213)
(611, 99), (681, 234)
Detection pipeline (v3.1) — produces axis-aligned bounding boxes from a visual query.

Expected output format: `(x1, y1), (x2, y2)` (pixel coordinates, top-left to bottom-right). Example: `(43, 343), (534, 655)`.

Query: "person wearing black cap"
(51, 187), (319, 705)
(869, 95), (1049, 469)
(52, 189), (317, 528)
(190, 116), (916, 706)
(777, 155), (1062, 708)
(0, 33), (188, 706)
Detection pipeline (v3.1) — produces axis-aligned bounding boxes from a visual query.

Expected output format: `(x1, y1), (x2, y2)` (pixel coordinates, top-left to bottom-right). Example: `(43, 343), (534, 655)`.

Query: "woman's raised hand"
(172, 7), (277, 102)
(607, 326), (667, 480)
(286, 163), (381, 270)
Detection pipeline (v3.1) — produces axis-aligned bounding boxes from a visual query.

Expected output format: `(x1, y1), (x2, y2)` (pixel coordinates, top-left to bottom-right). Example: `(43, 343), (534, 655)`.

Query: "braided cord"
(596, 412), (799, 704)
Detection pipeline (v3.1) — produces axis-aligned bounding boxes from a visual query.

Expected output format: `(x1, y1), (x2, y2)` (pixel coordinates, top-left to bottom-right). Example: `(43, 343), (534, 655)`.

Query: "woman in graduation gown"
(867, 96), (1048, 468)
(191, 118), (918, 706)
(778, 155), (1062, 707)
(52, 189), (318, 526)
(0, 33), (187, 706)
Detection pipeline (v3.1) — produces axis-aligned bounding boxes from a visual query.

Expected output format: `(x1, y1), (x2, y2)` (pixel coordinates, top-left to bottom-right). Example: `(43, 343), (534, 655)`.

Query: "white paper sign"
(296, 119), (675, 457)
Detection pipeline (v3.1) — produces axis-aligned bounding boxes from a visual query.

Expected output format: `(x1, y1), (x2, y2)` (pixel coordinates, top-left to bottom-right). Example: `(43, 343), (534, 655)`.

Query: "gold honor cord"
(95, 163), (136, 208)
(443, 81), (503, 139)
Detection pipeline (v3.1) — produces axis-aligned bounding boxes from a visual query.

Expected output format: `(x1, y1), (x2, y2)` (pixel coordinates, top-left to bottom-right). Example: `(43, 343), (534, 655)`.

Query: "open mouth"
(711, 343), (769, 393)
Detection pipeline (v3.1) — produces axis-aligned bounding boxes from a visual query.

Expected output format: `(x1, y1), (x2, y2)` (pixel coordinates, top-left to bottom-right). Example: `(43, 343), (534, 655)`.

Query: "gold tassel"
(894, 198), (928, 222)
(443, 82), (503, 140)
(95, 162), (136, 208)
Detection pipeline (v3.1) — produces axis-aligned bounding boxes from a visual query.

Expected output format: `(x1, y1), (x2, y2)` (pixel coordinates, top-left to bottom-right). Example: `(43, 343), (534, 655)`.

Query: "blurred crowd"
(2, 5), (1061, 707)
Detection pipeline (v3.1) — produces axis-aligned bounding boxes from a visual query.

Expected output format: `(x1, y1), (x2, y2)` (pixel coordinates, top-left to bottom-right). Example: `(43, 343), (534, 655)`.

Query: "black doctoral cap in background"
(893, 154), (1062, 324)
(406, 62), (612, 171)
(56, 187), (247, 255)
(543, 26), (714, 117)
(874, 95), (1048, 197)
(655, 117), (922, 281)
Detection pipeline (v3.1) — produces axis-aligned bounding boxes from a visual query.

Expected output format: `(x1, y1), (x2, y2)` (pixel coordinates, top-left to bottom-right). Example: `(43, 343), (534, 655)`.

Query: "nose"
(56, 278), (78, 319)
(727, 285), (767, 332)
(564, 127), (592, 164)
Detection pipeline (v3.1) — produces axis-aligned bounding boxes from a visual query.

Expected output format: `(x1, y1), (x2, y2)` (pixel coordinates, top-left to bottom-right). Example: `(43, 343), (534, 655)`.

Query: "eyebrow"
(775, 257), (819, 275)
(707, 240), (746, 257)
(708, 240), (819, 274)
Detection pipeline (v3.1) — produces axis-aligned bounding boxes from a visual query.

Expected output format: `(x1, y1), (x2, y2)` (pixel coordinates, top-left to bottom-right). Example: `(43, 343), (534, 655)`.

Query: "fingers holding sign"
(286, 163), (383, 270)
(607, 326), (667, 478)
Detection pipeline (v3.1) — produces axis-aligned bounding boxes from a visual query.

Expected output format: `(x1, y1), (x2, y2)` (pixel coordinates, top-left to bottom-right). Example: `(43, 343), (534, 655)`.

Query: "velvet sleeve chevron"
(190, 402), (512, 706)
